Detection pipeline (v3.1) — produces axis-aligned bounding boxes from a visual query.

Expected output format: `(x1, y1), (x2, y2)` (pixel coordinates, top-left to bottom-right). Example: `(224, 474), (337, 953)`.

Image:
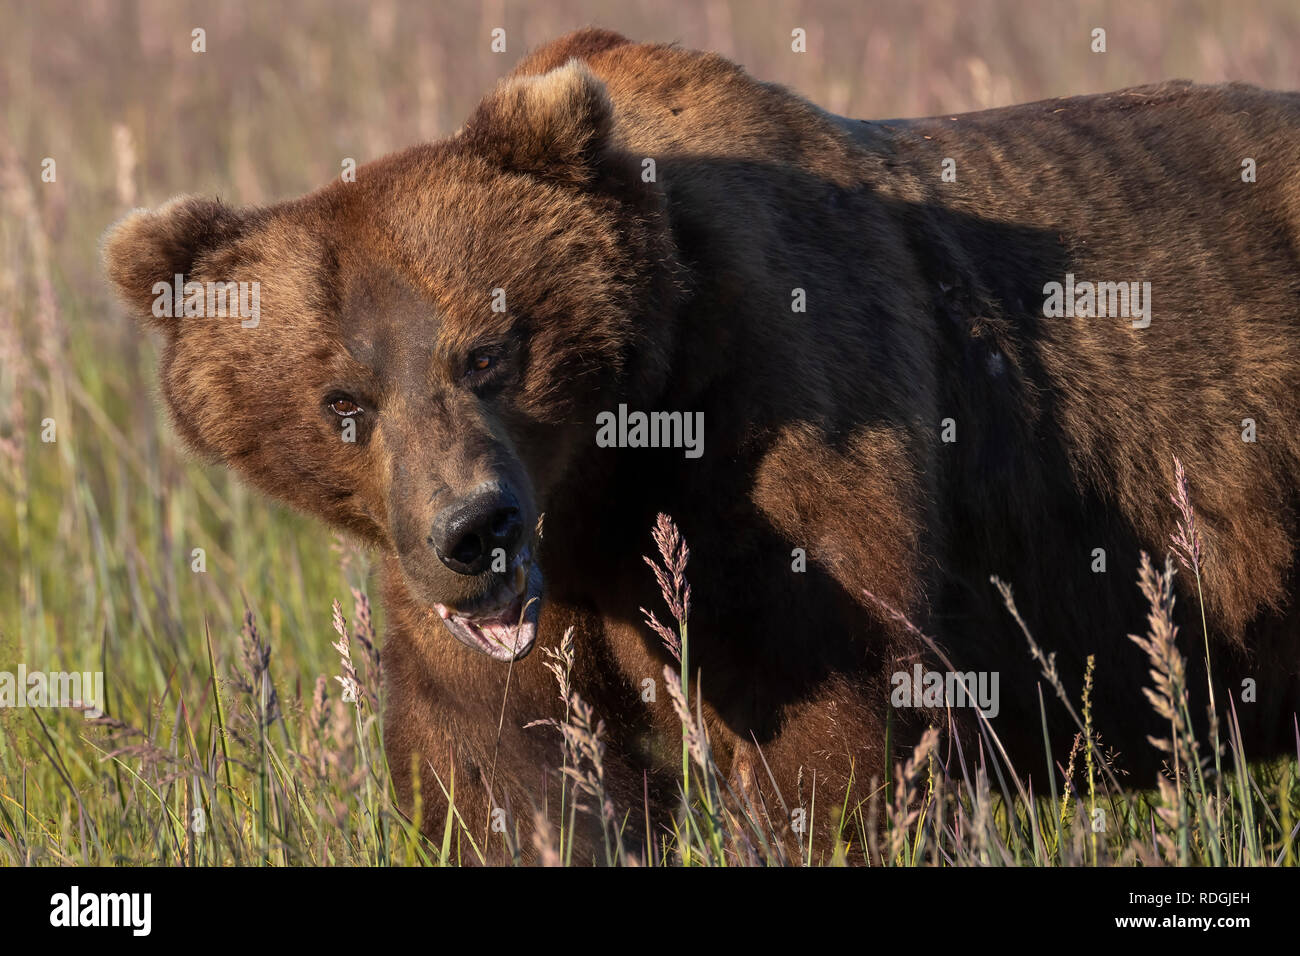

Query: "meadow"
(1, 0), (1297, 866)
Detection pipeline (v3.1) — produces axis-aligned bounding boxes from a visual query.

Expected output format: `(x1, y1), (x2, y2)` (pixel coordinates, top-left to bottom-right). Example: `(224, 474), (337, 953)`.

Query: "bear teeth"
(437, 556), (532, 625)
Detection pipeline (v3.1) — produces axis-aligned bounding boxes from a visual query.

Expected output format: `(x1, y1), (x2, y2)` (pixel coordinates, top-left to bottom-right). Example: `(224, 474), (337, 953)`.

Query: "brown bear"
(105, 28), (1300, 862)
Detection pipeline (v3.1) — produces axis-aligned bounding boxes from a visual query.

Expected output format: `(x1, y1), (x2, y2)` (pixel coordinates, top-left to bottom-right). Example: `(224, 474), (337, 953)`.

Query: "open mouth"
(432, 549), (543, 662)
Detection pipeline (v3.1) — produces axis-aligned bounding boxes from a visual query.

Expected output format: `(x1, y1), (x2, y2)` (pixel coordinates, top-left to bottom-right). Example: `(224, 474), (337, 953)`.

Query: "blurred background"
(1, 0), (1300, 862)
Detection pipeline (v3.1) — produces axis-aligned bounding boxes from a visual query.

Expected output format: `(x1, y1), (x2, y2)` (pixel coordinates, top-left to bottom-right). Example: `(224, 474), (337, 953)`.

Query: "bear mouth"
(432, 549), (542, 662)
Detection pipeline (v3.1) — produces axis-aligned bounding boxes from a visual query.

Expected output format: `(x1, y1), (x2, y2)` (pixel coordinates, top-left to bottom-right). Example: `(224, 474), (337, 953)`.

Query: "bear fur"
(105, 28), (1300, 862)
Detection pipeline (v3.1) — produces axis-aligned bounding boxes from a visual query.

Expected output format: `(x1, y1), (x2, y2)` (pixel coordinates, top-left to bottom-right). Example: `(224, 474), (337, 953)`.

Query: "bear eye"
(327, 395), (363, 417)
(464, 347), (503, 381)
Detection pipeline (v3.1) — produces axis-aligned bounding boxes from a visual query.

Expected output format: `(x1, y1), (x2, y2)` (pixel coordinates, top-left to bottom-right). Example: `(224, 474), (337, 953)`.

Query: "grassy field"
(1, 0), (1298, 866)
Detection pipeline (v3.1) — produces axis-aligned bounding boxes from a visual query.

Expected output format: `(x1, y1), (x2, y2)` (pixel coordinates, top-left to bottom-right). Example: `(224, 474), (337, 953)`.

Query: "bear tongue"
(476, 615), (522, 650)
(437, 593), (531, 660)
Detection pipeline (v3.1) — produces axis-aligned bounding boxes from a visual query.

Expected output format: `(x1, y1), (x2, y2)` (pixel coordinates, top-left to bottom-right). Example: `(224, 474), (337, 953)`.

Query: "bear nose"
(429, 489), (524, 576)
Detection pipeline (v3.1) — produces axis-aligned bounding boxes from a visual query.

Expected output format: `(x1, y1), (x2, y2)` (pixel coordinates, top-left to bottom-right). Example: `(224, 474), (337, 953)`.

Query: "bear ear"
(102, 195), (246, 331)
(460, 59), (617, 187)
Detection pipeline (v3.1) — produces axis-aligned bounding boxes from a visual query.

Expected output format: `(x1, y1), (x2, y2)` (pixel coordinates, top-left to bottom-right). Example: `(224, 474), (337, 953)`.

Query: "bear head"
(103, 60), (680, 662)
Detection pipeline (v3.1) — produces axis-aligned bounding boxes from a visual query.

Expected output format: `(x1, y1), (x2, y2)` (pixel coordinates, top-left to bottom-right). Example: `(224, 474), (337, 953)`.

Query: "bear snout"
(428, 485), (525, 576)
